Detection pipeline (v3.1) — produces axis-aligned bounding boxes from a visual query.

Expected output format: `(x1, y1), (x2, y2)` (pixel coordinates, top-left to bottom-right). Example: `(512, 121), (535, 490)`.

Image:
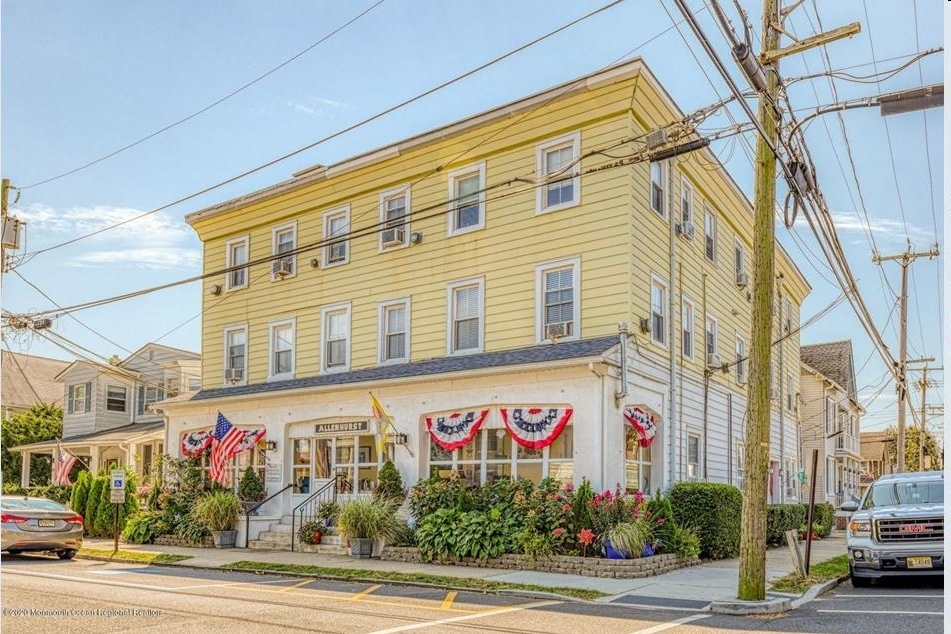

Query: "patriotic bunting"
(624, 406), (657, 448)
(234, 428), (266, 454)
(182, 430), (213, 457)
(426, 409), (489, 451)
(500, 407), (572, 450)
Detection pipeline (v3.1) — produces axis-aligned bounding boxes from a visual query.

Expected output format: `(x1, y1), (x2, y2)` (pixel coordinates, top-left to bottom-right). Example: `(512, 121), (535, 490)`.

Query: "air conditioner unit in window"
(676, 222), (696, 240)
(638, 317), (651, 334)
(381, 227), (405, 246)
(545, 321), (570, 340)
(735, 271), (750, 289)
(646, 128), (668, 149)
(706, 353), (722, 368)
(224, 368), (244, 383)
(272, 259), (294, 276)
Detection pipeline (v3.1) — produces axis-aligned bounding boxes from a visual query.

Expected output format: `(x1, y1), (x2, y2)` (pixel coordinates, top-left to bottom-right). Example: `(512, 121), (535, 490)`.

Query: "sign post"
(110, 469), (125, 554)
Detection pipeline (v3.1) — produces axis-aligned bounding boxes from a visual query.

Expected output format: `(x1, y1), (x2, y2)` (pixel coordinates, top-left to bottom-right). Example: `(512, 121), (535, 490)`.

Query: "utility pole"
(1, 178), (10, 275)
(915, 365), (939, 471)
(873, 247), (938, 472)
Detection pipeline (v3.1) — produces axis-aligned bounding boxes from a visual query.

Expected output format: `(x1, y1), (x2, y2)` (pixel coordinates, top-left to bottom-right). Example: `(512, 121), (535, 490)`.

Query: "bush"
(766, 504), (807, 546)
(337, 498), (400, 541)
(297, 520), (324, 545)
(646, 489), (675, 545)
(806, 502), (835, 538)
(604, 521), (649, 558)
(374, 460), (404, 502)
(122, 511), (167, 544)
(237, 466), (266, 506)
(665, 523), (701, 559)
(669, 482), (742, 560)
(71, 471), (91, 515)
(191, 490), (242, 532)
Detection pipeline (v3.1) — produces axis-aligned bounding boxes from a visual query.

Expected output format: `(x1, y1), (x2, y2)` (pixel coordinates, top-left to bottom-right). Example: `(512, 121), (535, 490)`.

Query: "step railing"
(243, 483), (294, 548)
(291, 476), (341, 552)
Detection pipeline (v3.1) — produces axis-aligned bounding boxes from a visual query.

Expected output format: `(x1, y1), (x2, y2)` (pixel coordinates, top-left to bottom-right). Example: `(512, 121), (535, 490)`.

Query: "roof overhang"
(8, 422), (165, 454)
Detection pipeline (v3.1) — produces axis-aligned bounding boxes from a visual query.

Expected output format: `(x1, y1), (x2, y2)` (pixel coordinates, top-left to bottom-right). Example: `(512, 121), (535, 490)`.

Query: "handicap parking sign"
(111, 469), (125, 490)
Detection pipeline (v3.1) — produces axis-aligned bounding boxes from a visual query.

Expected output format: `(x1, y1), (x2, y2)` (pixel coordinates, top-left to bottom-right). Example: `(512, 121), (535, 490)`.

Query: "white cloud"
(813, 210), (935, 251)
(285, 96), (348, 116)
(68, 247), (200, 271)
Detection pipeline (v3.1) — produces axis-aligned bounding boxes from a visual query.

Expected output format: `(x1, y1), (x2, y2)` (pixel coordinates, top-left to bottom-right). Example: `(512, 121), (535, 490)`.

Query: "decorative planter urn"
(349, 537), (374, 559)
(212, 530), (237, 548)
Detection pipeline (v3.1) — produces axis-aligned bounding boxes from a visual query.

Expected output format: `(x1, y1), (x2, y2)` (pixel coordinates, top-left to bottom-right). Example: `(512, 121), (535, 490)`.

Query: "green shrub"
(669, 482), (742, 560)
(71, 471), (91, 515)
(766, 504), (806, 546)
(409, 475), (476, 518)
(84, 477), (104, 533)
(191, 490), (242, 532)
(337, 498), (400, 540)
(665, 523), (701, 559)
(646, 489), (675, 545)
(237, 466), (266, 505)
(415, 507), (463, 562)
(174, 510), (210, 543)
(374, 460), (404, 502)
(804, 502), (835, 537)
(122, 511), (167, 544)
(604, 521), (649, 558)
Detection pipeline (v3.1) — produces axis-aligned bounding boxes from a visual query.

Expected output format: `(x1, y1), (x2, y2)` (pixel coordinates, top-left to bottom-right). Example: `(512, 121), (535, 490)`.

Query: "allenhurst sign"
(314, 420), (369, 435)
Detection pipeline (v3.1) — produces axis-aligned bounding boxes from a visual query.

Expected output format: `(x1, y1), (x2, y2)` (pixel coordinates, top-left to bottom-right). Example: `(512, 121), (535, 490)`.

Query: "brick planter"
(153, 534), (215, 548)
(381, 547), (699, 579)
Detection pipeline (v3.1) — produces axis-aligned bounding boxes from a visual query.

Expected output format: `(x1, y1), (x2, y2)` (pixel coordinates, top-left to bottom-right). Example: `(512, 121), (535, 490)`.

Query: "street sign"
(111, 469), (125, 490)
(110, 488), (125, 503)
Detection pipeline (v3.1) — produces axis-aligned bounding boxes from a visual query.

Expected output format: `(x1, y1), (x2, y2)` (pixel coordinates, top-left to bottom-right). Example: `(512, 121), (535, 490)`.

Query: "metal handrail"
(243, 483), (294, 548)
(290, 477), (340, 552)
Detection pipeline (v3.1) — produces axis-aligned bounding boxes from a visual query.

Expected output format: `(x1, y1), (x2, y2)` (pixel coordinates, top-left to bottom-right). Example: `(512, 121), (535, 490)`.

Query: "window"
(321, 304), (351, 372)
(736, 441), (746, 484)
(650, 276), (668, 346)
(224, 325), (247, 385)
(687, 433), (701, 480)
(271, 222), (297, 279)
(379, 298), (410, 364)
(536, 257), (580, 343)
(269, 319), (295, 380)
(536, 132), (581, 213)
(785, 458), (798, 499)
(448, 278), (483, 354)
(67, 382), (91, 415)
(187, 376), (201, 392)
(136, 382), (165, 416)
(106, 385), (127, 412)
(625, 426), (652, 493)
(786, 373), (795, 411)
(323, 205), (350, 267)
(448, 163), (485, 234)
(735, 335), (747, 384)
(650, 160), (667, 218)
(734, 237), (746, 284)
(680, 177), (693, 228)
(705, 314), (718, 360)
(783, 297), (793, 333)
(825, 396), (835, 435)
(225, 236), (249, 290)
(704, 205), (717, 262)
(380, 186), (410, 249)
(681, 297), (695, 360)
(826, 458), (836, 496)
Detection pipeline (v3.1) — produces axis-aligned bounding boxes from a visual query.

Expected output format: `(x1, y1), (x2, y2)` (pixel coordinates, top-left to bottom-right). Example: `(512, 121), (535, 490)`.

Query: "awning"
(8, 421), (165, 454)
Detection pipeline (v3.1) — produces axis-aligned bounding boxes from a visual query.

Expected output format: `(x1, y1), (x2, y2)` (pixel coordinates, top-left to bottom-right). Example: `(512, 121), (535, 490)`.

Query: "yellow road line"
(350, 584), (383, 600)
(277, 579), (314, 593)
(440, 591), (457, 610)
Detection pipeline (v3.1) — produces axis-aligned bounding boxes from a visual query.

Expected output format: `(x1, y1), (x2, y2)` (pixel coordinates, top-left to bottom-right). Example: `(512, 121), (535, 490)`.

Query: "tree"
(884, 426), (942, 472)
(1, 403), (64, 486)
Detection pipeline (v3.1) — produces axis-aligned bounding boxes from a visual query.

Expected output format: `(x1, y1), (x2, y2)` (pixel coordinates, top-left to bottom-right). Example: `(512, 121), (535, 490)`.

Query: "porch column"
(89, 446), (101, 474)
(20, 451), (32, 487)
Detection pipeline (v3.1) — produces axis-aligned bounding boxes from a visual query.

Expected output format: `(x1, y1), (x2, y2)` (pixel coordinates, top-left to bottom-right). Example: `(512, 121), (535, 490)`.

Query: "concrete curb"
(790, 573), (850, 609)
(709, 597), (792, 616)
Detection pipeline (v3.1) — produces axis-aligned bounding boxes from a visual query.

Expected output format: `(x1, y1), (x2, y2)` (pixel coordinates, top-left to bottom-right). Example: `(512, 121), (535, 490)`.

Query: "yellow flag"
(369, 392), (393, 452)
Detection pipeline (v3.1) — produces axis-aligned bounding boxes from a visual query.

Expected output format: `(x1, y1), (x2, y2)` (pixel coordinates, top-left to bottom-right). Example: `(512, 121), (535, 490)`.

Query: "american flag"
(52, 446), (77, 486)
(210, 412), (244, 485)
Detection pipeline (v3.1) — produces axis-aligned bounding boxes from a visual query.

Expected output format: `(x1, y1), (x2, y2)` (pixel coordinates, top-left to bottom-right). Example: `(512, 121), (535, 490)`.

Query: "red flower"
(562, 503), (571, 512)
(656, 518), (666, 526)
(564, 482), (574, 492)
(578, 528), (595, 545)
(634, 490), (645, 505)
(553, 527), (565, 538)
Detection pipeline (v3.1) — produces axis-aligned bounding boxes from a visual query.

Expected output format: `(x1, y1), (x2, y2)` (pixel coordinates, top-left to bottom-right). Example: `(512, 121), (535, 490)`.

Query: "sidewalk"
(81, 532), (847, 608)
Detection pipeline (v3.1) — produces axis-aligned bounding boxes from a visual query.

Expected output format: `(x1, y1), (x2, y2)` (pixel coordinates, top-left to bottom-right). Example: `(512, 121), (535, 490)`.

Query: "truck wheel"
(849, 566), (872, 587)
(57, 549), (77, 560)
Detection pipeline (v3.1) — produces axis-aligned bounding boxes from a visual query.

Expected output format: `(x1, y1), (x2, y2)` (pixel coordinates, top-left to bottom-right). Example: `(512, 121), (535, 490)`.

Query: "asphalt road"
(0, 554), (943, 634)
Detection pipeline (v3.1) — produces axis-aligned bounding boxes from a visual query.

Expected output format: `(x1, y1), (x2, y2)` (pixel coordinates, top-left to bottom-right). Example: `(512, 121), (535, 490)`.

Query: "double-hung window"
(650, 160), (667, 218)
(704, 205), (717, 262)
(705, 314), (718, 363)
(680, 177), (693, 229)
(825, 396), (835, 435)
(323, 205), (350, 267)
(67, 382), (92, 415)
(322, 304), (351, 372)
(106, 385), (127, 412)
(734, 237), (747, 285)
(650, 276), (668, 346)
(448, 278), (483, 354)
(272, 222), (297, 279)
(736, 441), (746, 485)
(224, 325), (247, 385)
(681, 297), (695, 360)
(448, 163), (485, 234)
(786, 373), (795, 411)
(225, 236), (249, 290)
(380, 187), (410, 249)
(536, 132), (580, 213)
(687, 433), (701, 480)
(536, 258), (580, 342)
(136, 382), (165, 416)
(269, 319), (295, 380)
(735, 335), (747, 384)
(379, 299), (409, 364)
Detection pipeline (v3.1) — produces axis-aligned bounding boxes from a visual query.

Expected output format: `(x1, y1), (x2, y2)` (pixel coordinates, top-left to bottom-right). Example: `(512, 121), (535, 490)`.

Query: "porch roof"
(8, 421), (165, 454)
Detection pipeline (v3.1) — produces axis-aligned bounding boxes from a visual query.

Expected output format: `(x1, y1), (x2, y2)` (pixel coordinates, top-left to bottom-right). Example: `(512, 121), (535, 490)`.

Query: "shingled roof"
(1, 350), (69, 412)
(192, 335), (619, 402)
(801, 340), (856, 401)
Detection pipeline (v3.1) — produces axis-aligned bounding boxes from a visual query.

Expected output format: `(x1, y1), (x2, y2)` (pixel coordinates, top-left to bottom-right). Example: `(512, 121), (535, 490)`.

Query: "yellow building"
(163, 59), (810, 536)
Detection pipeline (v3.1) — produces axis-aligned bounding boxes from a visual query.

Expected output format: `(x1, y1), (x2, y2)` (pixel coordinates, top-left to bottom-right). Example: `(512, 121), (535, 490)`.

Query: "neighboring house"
(10, 343), (200, 486)
(162, 58), (810, 525)
(1, 350), (69, 418)
(859, 430), (892, 488)
(800, 340), (864, 507)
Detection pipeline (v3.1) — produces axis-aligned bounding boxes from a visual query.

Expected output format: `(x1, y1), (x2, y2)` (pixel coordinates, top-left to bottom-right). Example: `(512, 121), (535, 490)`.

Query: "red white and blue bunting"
(624, 406), (657, 448)
(182, 430), (213, 457)
(500, 407), (573, 450)
(426, 409), (489, 451)
(234, 428), (267, 454)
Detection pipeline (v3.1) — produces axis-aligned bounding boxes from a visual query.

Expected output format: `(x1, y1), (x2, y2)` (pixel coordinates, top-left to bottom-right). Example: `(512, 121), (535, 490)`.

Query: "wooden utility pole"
(873, 247), (938, 472)
(1, 178), (10, 275)
(916, 366), (937, 471)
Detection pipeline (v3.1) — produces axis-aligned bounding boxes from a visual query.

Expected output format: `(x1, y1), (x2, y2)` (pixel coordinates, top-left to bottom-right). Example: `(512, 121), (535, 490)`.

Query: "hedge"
(669, 482), (742, 560)
(766, 504), (806, 546)
(806, 502), (835, 538)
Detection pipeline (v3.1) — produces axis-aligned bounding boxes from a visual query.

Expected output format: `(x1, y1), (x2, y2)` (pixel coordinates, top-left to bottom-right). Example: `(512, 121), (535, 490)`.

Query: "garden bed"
(381, 547), (699, 579)
(153, 534), (215, 548)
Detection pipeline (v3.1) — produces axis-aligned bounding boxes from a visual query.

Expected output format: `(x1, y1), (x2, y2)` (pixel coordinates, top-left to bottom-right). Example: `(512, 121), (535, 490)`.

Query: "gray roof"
(801, 340), (856, 401)
(1, 350), (69, 411)
(9, 421), (165, 453)
(193, 336), (619, 402)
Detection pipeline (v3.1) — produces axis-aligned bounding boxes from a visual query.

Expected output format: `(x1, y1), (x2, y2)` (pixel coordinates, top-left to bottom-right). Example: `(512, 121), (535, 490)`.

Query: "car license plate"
(907, 556), (932, 569)
(37, 519), (55, 528)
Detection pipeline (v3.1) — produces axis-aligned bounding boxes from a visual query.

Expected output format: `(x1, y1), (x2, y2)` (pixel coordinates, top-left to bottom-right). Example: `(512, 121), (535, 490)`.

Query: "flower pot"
(212, 530), (237, 548)
(310, 532), (322, 545)
(605, 540), (628, 560)
(350, 537), (373, 559)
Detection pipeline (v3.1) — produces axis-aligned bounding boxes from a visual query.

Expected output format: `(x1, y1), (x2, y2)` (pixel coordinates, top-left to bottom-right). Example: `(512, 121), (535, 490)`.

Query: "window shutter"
(84, 382), (92, 412)
(67, 385), (75, 414)
(137, 385), (145, 416)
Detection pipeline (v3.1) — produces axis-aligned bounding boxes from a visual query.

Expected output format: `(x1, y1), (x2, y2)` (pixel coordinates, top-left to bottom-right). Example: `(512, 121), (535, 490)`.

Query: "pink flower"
(578, 528), (595, 545)
(657, 518), (666, 526)
(553, 527), (565, 538)
(563, 482), (574, 492)
(634, 490), (645, 505)
(562, 503), (571, 512)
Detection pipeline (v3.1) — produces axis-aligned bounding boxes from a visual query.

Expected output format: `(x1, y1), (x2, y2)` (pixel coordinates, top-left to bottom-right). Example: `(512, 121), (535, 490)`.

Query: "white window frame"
(268, 318), (296, 381)
(136, 381), (165, 417)
(535, 257), (581, 344)
(322, 205), (350, 268)
(650, 274), (669, 348)
(535, 132), (581, 214)
(67, 382), (92, 415)
(106, 385), (128, 412)
(786, 373), (795, 411)
(223, 324), (248, 386)
(379, 186), (411, 250)
(783, 296), (793, 334)
(650, 160), (668, 219)
(680, 176), (693, 229)
(321, 303), (351, 373)
(378, 297), (410, 365)
(705, 314), (719, 360)
(681, 296), (695, 361)
(735, 334), (747, 384)
(447, 162), (486, 235)
(225, 235), (249, 291)
(687, 432), (701, 480)
(825, 396), (835, 435)
(704, 204), (717, 263)
(447, 277), (484, 355)
(271, 221), (297, 280)
(736, 441), (746, 484)
(734, 236), (747, 282)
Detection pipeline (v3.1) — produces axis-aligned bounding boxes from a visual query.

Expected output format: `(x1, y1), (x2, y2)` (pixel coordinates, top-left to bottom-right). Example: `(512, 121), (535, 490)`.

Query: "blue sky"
(1, 0), (943, 434)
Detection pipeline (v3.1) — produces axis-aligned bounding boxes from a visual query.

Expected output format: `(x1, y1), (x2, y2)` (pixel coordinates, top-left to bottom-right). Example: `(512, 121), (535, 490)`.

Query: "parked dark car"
(1, 496), (83, 559)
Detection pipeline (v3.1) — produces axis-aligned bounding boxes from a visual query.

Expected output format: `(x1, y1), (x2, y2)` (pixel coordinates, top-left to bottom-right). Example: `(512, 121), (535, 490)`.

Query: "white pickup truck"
(842, 470), (943, 587)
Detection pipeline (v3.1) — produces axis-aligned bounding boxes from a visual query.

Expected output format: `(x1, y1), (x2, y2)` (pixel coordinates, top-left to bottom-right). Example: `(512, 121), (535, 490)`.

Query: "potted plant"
(336, 498), (399, 559)
(603, 521), (649, 559)
(297, 520), (325, 545)
(238, 466), (266, 513)
(191, 490), (242, 548)
(317, 501), (340, 527)
(374, 460), (404, 503)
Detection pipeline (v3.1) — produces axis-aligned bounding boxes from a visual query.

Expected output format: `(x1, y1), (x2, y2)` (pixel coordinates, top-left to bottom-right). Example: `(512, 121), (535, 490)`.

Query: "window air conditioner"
(735, 271), (750, 289)
(272, 259), (294, 276)
(638, 317), (651, 334)
(676, 222), (696, 240)
(706, 353), (722, 368)
(381, 227), (405, 246)
(224, 368), (244, 383)
(545, 321), (570, 340)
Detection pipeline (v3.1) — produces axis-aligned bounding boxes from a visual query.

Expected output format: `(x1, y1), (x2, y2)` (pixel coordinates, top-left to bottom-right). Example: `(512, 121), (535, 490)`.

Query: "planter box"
(350, 537), (374, 559)
(154, 534), (215, 548)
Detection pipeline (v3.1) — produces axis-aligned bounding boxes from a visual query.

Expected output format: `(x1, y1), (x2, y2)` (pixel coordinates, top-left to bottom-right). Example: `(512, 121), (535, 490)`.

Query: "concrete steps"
(248, 519), (348, 555)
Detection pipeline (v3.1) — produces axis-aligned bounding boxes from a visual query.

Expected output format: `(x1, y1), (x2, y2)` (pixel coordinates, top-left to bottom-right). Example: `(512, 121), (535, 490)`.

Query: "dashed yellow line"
(440, 591), (457, 610)
(350, 584), (383, 600)
(277, 579), (313, 593)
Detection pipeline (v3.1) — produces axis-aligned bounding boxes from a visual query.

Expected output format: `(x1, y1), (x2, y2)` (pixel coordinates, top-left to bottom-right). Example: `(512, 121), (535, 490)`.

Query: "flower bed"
(381, 547), (699, 579)
(153, 534), (214, 548)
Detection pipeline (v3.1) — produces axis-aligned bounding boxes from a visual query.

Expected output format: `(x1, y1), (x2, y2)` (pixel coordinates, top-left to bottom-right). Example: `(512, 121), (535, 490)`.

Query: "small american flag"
(52, 446), (77, 486)
(210, 412), (244, 485)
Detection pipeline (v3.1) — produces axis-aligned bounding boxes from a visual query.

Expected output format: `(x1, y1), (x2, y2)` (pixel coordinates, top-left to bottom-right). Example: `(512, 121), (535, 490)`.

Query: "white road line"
(627, 614), (711, 634)
(618, 603), (710, 613)
(367, 600), (560, 634)
(829, 593), (943, 599)
(818, 609), (943, 616)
